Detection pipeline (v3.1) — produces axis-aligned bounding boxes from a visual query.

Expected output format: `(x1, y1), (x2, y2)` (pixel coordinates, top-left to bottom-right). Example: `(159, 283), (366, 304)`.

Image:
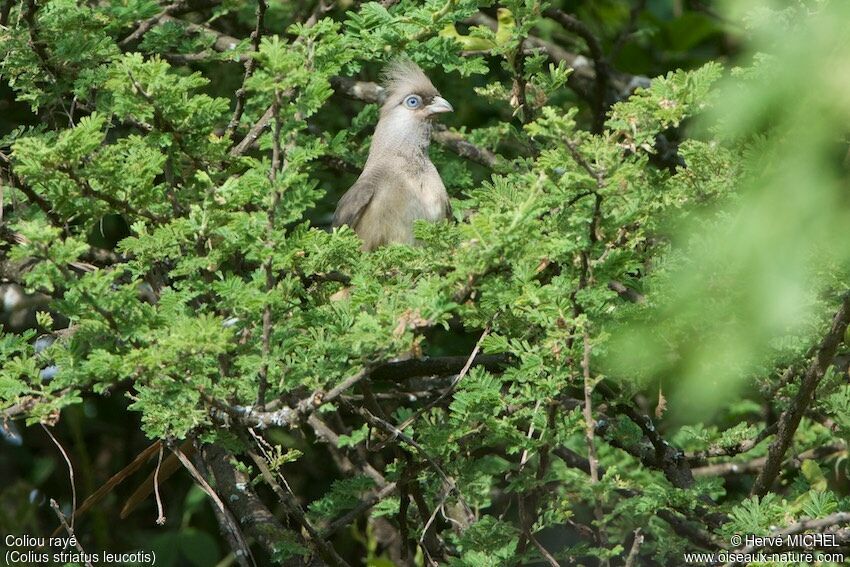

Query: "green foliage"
(721, 494), (787, 538)
(1, 0), (849, 565)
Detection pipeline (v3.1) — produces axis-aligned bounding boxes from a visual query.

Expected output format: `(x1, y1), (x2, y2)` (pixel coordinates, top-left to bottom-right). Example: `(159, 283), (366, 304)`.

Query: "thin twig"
(391, 325), (491, 433)
(256, 88), (282, 409)
(581, 330), (607, 552)
(349, 403), (475, 527)
(153, 443), (166, 525)
(226, 0), (267, 138)
(581, 332), (600, 482)
(528, 529), (560, 567)
(306, 414), (389, 486)
(61, 166), (163, 223)
(49, 499), (93, 567)
(42, 424), (77, 530)
(22, 0), (58, 78)
(611, 0), (647, 60)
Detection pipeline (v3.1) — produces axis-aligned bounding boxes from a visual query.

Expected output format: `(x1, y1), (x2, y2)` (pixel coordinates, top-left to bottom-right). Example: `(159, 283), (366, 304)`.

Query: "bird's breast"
(407, 165), (448, 221)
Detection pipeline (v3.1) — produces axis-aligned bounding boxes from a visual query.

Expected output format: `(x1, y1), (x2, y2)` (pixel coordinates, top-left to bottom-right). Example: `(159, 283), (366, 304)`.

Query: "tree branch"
(543, 8), (609, 132)
(752, 293), (850, 496)
(120, 1), (185, 50)
(256, 88), (282, 410)
(686, 422), (777, 465)
(225, 0), (267, 137)
(1, 169), (63, 226)
(60, 166), (163, 223)
(245, 446), (351, 567)
(467, 12), (649, 106)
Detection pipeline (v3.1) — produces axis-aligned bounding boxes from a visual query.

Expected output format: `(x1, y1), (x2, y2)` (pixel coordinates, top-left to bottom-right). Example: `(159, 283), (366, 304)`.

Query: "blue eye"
(404, 95), (422, 108)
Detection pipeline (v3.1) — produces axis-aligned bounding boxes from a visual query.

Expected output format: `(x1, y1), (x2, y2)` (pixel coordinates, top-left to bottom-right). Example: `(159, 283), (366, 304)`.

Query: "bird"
(333, 59), (454, 251)
(439, 8), (515, 51)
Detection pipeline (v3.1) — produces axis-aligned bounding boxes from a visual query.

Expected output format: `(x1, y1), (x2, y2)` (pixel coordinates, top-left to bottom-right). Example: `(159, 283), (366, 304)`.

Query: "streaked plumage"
(333, 60), (453, 251)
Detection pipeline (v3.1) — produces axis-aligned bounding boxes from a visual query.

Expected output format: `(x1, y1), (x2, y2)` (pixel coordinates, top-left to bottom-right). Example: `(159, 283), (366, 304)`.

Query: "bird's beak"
(426, 96), (454, 116)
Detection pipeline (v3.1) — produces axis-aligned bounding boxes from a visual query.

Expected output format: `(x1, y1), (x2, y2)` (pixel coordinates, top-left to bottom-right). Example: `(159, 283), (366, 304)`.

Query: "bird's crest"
(381, 58), (438, 105)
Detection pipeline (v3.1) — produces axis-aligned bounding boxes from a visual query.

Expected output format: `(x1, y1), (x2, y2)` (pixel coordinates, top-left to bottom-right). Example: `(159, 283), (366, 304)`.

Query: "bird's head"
(370, 59), (452, 157)
(380, 59), (453, 122)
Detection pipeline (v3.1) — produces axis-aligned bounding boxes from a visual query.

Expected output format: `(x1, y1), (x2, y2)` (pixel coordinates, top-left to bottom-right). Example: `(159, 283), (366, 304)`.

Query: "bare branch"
(120, 2), (185, 49)
(431, 125), (502, 169)
(50, 499), (93, 567)
(230, 104), (276, 157)
(42, 424), (77, 531)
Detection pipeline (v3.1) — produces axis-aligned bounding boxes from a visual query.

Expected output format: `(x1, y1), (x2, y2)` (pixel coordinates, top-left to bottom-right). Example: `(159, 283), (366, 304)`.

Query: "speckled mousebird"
(333, 60), (453, 251)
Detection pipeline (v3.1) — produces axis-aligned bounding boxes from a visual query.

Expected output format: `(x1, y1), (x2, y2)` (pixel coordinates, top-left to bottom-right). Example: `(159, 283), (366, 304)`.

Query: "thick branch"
(201, 444), (296, 565)
(605, 397), (695, 490)
(369, 353), (510, 381)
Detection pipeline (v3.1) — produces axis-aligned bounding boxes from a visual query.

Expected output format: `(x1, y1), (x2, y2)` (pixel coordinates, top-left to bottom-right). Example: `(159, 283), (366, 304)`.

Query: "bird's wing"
(333, 168), (381, 229)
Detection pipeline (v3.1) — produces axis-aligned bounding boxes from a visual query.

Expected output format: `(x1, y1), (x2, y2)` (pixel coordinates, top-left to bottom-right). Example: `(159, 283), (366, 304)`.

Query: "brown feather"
(332, 168), (380, 230)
